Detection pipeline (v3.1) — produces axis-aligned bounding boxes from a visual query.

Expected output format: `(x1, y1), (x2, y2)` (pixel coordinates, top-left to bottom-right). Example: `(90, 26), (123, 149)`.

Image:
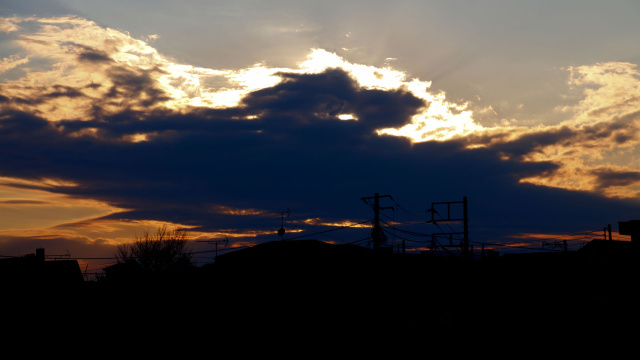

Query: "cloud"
(0, 199), (49, 205)
(591, 167), (640, 190)
(0, 16), (26, 33)
(2, 15), (640, 266)
(0, 55), (30, 74)
(242, 68), (425, 131)
(563, 62), (640, 122)
(0, 176), (120, 231)
(446, 61), (640, 199)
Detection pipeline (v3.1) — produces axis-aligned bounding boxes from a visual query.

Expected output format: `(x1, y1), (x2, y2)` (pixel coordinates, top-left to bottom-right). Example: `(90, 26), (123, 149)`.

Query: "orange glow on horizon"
(297, 217), (371, 228)
(508, 232), (631, 242)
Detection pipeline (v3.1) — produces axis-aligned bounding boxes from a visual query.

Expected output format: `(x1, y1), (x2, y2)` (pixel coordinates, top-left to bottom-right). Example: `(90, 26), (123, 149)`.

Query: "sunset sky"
(2, 1), (640, 273)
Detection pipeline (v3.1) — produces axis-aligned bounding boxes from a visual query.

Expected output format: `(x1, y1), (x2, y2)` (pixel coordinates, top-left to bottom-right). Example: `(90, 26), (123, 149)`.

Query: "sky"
(2, 0), (640, 273)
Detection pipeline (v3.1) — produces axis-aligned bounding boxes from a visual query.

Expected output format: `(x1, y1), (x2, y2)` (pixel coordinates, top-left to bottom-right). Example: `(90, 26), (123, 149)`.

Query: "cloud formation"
(468, 62), (640, 198)
(1, 15), (639, 266)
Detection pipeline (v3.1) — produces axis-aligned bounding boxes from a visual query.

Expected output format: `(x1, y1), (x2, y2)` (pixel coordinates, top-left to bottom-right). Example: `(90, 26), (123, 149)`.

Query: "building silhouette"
(0, 248), (84, 289)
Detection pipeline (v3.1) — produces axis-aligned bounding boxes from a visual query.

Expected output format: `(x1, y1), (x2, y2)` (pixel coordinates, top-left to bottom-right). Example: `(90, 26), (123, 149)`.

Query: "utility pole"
(428, 196), (469, 259)
(463, 196), (469, 259)
(362, 193), (393, 251)
(603, 224), (613, 241)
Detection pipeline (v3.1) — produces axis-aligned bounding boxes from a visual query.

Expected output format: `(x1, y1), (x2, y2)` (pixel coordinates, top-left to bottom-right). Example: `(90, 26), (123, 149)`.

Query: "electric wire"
(381, 227), (430, 244)
(388, 196), (426, 217)
(431, 210), (464, 241)
(345, 236), (373, 245)
(284, 219), (372, 241)
(378, 214), (602, 254)
(379, 218), (431, 237)
(191, 245), (251, 255)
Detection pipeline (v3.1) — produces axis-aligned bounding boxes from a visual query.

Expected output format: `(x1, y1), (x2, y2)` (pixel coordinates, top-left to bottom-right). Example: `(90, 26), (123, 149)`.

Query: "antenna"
(197, 236), (229, 260)
(542, 240), (568, 252)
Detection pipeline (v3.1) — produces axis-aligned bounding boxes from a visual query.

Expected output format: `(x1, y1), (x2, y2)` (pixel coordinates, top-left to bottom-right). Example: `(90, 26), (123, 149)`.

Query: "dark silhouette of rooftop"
(0, 248), (84, 289)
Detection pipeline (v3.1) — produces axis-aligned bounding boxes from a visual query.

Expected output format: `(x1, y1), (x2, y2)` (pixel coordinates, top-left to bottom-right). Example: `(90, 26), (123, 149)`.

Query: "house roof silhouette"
(0, 248), (84, 289)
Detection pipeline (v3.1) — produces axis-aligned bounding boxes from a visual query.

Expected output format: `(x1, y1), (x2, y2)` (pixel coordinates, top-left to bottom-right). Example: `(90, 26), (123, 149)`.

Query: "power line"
(345, 236), (373, 245)
(191, 245), (251, 255)
(473, 240), (569, 252)
(379, 219), (430, 237)
(431, 210), (464, 241)
(285, 219), (372, 241)
(378, 218), (593, 253)
(388, 196), (425, 217)
(381, 228), (430, 244)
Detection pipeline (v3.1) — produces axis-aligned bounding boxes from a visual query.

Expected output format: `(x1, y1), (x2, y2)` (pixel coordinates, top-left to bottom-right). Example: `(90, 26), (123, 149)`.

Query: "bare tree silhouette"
(116, 226), (193, 274)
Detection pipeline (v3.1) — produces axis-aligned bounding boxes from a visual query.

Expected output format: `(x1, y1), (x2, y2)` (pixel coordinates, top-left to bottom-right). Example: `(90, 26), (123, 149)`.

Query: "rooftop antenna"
(197, 235), (229, 260)
(278, 208), (290, 240)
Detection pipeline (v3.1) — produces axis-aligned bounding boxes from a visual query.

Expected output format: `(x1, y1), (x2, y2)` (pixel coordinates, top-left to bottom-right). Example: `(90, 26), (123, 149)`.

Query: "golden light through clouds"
(0, 176), (121, 230)
(2, 16), (640, 204)
(2, 12), (640, 267)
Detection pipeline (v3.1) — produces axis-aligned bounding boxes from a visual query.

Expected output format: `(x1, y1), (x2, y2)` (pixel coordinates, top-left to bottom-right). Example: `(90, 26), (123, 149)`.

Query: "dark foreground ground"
(4, 240), (637, 345)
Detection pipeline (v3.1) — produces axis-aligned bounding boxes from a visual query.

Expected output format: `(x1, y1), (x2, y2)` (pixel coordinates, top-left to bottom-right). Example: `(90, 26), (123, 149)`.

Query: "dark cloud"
(102, 65), (170, 108)
(44, 84), (86, 99)
(0, 200), (49, 205)
(243, 68), (425, 131)
(578, 113), (640, 146)
(0, 109), (55, 143)
(591, 168), (640, 190)
(0, 54), (171, 121)
(2, 67), (639, 256)
(76, 48), (114, 64)
(471, 110), (640, 165)
(0, 85), (47, 107)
